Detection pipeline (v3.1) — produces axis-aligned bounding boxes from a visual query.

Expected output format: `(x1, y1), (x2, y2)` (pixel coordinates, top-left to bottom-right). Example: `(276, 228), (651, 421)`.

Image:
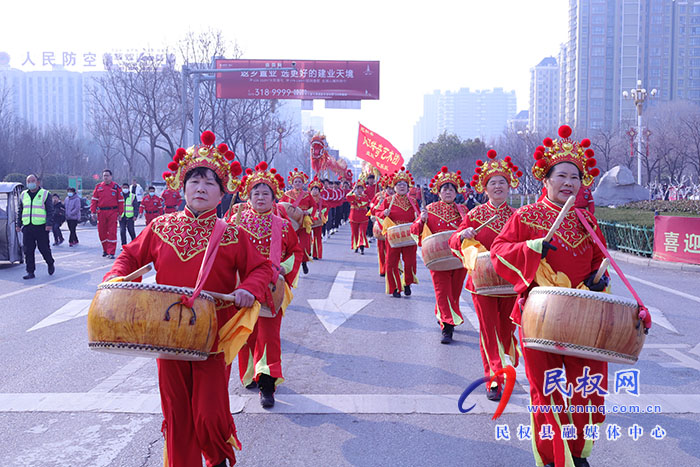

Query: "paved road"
(1, 220), (699, 466)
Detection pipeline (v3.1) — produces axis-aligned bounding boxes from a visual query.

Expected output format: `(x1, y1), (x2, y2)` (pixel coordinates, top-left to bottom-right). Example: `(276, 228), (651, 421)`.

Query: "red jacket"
(90, 181), (124, 215)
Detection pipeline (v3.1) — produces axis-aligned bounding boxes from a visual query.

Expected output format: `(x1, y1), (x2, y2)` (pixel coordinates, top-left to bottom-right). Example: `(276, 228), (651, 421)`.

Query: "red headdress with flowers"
(389, 166), (415, 188)
(163, 130), (242, 193)
(470, 149), (522, 193)
(308, 176), (324, 192)
(429, 166), (466, 194)
(532, 125), (600, 186)
(354, 178), (367, 189)
(239, 161), (286, 200)
(287, 167), (309, 186)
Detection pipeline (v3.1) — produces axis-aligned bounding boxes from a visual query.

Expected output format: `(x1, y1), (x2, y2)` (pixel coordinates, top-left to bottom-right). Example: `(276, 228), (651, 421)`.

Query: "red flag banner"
(356, 123), (404, 175)
(653, 216), (700, 265)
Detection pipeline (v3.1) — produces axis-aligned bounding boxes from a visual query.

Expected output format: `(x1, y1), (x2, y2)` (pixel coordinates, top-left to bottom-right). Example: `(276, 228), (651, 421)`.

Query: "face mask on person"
(27, 182), (37, 190)
(149, 191), (155, 195)
(123, 189), (129, 194)
(68, 192), (75, 197)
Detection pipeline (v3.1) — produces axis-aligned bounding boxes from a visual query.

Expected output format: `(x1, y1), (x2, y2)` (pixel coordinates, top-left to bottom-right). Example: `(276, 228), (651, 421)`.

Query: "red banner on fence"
(215, 59), (379, 100)
(653, 216), (700, 265)
(356, 123), (404, 175)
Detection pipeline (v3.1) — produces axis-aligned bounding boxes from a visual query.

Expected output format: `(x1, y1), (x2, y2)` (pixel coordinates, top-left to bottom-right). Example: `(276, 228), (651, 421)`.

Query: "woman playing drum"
(104, 132), (275, 467)
(308, 177), (327, 260)
(449, 151), (522, 397)
(369, 175), (393, 276)
(377, 167), (420, 298)
(280, 168), (317, 275)
(346, 178), (371, 254)
(228, 162), (303, 409)
(411, 167), (468, 344)
(490, 125), (609, 467)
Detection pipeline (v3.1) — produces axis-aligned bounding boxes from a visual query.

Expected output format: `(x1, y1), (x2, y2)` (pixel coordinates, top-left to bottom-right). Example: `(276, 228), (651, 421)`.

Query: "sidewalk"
(609, 249), (700, 272)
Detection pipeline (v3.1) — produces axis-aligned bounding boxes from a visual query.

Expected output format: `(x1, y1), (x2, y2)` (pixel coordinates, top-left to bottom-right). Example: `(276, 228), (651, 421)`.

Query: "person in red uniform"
(230, 162), (303, 408)
(162, 187), (183, 213)
(490, 125), (613, 467)
(90, 169), (123, 259)
(104, 131), (273, 467)
(411, 167), (468, 344)
(308, 177), (327, 260)
(364, 173), (378, 241)
(140, 186), (165, 224)
(346, 178), (371, 254)
(370, 175), (392, 277)
(280, 168), (317, 274)
(449, 150), (522, 396)
(377, 167), (420, 298)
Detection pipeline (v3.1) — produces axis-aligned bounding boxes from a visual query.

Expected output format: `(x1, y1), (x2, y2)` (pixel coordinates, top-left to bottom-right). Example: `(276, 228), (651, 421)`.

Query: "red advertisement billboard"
(215, 59), (379, 100)
(652, 216), (700, 265)
(356, 123), (404, 175)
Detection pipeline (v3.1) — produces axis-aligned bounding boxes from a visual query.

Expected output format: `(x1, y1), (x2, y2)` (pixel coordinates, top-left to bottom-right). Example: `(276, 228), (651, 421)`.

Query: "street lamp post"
(623, 80), (657, 186)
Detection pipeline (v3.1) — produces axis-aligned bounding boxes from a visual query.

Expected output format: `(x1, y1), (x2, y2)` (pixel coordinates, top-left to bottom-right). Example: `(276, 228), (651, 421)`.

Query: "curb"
(609, 250), (700, 272)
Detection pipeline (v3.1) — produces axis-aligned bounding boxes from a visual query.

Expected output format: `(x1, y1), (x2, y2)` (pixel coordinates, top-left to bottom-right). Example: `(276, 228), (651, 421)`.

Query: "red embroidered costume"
(346, 179), (371, 251)
(490, 126), (607, 467)
(280, 168), (318, 264)
(106, 132), (273, 467)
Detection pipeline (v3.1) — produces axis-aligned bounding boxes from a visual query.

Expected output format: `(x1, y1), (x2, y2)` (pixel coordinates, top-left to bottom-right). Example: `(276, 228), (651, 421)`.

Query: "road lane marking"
(614, 271), (700, 304)
(88, 358), (151, 393)
(0, 392), (697, 414)
(0, 264), (111, 300)
(659, 349), (700, 372)
(36, 252), (82, 264)
(307, 270), (372, 333)
(27, 299), (92, 332)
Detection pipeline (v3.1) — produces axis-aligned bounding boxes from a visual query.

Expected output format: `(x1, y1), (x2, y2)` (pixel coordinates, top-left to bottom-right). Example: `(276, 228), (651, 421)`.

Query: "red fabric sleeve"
(489, 213), (541, 295)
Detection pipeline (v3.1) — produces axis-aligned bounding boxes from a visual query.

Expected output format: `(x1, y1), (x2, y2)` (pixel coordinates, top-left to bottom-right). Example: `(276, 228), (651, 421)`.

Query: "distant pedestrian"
(161, 187), (182, 213)
(51, 193), (65, 246)
(139, 186), (164, 224)
(130, 178), (144, 216)
(16, 174), (55, 279)
(64, 187), (81, 246)
(119, 182), (138, 247)
(90, 169), (123, 259)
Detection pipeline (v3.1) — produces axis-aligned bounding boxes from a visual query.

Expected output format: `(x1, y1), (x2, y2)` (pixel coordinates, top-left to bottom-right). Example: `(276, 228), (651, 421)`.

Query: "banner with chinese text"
(653, 216), (700, 264)
(215, 60), (379, 100)
(356, 123), (404, 176)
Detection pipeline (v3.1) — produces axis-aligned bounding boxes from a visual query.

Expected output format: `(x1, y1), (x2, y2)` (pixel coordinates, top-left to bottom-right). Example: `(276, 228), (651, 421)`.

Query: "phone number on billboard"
(252, 88), (296, 97)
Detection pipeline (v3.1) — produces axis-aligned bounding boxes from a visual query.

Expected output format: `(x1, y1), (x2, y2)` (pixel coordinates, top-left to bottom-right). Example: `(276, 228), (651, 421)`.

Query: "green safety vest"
(21, 189), (48, 226)
(122, 193), (135, 218)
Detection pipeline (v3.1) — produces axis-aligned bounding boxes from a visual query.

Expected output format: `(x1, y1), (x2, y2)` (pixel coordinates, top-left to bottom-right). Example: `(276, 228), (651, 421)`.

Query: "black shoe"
(544, 464), (555, 467)
(392, 289), (401, 298)
(486, 386), (501, 401)
(108, 254), (115, 259)
(213, 461), (228, 467)
(313, 256), (319, 260)
(102, 251), (107, 257)
(302, 262), (309, 274)
(573, 457), (590, 467)
(245, 381), (257, 390)
(23, 273), (35, 280)
(48, 263), (55, 275)
(258, 374), (275, 408)
(380, 273), (385, 277)
(355, 248), (358, 253)
(403, 284), (411, 296)
(440, 324), (454, 344)
(360, 246), (364, 255)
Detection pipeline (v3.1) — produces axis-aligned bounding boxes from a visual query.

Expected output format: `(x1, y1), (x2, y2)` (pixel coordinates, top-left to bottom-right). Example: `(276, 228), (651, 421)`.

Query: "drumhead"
(97, 281), (215, 303)
(529, 286), (638, 308)
(425, 230), (456, 241)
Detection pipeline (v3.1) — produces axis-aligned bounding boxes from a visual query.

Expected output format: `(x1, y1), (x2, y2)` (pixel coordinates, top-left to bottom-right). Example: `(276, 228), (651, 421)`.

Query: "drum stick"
(234, 202), (244, 226)
(205, 290), (237, 303)
(474, 215), (498, 234)
(593, 258), (610, 284)
(543, 195), (575, 243)
(123, 264), (152, 282)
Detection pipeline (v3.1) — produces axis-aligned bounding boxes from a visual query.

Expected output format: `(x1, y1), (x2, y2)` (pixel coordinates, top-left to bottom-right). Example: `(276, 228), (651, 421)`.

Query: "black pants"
(120, 216), (136, 245)
(66, 220), (79, 244)
(23, 224), (54, 274)
(52, 221), (64, 243)
(366, 217), (374, 238)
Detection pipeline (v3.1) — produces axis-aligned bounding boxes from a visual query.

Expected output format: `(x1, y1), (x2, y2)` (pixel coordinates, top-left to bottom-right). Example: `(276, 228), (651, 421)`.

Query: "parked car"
(0, 182), (24, 264)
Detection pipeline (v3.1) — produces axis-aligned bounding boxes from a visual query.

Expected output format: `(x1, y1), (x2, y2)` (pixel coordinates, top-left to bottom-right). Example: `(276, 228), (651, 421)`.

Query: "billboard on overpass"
(215, 59), (379, 100)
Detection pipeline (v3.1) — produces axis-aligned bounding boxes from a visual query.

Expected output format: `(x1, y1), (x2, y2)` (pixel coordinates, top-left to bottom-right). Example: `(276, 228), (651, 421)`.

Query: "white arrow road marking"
(27, 299), (92, 332)
(659, 348), (700, 372)
(0, 264), (111, 300)
(613, 271), (700, 304)
(690, 343), (700, 357)
(648, 306), (679, 334)
(88, 357), (151, 393)
(307, 270), (372, 333)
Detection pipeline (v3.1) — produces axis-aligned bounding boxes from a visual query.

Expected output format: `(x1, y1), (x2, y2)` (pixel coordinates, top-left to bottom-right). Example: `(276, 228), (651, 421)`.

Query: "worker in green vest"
(119, 182), (138, 248)
(15, 174), (55, 280)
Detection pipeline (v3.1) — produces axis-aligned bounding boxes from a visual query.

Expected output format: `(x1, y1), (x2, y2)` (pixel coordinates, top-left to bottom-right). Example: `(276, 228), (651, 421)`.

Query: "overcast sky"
(2, 0), (568, 163)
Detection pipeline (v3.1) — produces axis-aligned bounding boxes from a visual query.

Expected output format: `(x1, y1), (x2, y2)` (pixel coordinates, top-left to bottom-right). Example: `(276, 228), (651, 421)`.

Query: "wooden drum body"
(88, 282), (217, 361)
(521, 286), (645, 364)
(471, 252), (516, 295)
(421, 230), (462, 271)
(278, 202), (303, 231)
(387, 224), (416, 248)
(372, 221), (385, 241)
(260, 275), (287, 318)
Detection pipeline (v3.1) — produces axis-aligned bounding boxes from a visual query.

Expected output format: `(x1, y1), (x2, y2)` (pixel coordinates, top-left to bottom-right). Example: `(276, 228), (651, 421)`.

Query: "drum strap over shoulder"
(181, 219), (228, 308)
(575, 209), (651, 332)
